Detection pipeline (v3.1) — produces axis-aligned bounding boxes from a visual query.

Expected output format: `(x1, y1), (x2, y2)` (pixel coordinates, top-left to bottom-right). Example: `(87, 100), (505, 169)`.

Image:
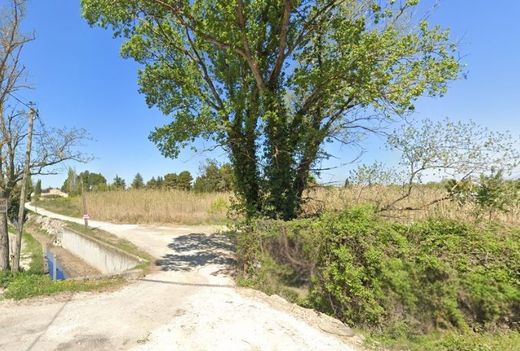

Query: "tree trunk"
(0, 194), (10, 271)
(229, 124), (260, 218)
(12, 108), (35, 272)
(263, 93), (298, 220)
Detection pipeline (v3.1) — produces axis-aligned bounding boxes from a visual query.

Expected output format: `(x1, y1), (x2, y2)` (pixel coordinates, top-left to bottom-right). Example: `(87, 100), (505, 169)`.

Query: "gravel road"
(0, 205), (363, 351)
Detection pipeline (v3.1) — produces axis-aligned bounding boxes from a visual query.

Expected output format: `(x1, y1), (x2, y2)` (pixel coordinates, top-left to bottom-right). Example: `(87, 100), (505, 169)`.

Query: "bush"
(238, 207), (520, 338)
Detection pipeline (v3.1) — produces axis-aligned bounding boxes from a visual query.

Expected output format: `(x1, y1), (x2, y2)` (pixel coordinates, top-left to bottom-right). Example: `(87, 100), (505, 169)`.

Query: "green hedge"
(238, 207), (520, 337)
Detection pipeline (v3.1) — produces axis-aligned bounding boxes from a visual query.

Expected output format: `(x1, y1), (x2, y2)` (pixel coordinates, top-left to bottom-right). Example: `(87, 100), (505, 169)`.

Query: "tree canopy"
(112, 175), (126, 190)
(82, 0), (460, 219)
(131, 173), (145, 189)
(193, 161), (234, 192)
(62, 169), (107, 193)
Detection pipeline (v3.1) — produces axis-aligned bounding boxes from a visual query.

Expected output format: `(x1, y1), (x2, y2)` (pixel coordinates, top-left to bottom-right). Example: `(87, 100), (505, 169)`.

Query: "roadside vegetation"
(0, 248), (124, 301)
(1, 273), (125, 300)
(237, 207), (520, 350)
(0, 1), (515, 350)
(33, 189), (231, 225)
(0, 218), (141, 301)
(31, 160), (234, 225)
(33, 179), (520, 227)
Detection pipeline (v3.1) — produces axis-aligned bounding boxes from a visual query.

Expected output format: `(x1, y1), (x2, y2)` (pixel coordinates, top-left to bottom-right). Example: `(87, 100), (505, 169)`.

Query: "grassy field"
(33, 185), (520, 226)
(303, 185), (520, 225)
(33, 189), (231, 224)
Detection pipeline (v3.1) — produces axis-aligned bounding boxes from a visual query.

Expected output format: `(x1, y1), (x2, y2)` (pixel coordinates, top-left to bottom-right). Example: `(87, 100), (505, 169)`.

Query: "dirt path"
(0, 205), (363, 351)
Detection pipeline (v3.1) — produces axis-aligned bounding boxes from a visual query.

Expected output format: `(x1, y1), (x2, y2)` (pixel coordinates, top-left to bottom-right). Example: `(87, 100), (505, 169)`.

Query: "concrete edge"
(65, 226), (146, 264)
(31, 213), (151, 278)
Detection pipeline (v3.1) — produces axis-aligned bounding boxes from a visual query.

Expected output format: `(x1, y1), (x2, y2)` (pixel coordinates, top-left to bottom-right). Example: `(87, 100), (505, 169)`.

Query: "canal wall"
(57, 228), (140, 275)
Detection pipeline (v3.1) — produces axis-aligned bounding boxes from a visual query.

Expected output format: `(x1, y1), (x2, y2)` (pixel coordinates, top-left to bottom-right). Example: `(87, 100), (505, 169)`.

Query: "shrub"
(238, 207), (520, 337)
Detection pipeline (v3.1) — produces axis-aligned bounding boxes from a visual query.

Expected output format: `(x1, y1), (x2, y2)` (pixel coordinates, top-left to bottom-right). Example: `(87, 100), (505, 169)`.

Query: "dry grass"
(303, 185), (520, 225)
(36, 190), (232, 225)
(35, 185), (519, 226)
(83, 190), (232, 224)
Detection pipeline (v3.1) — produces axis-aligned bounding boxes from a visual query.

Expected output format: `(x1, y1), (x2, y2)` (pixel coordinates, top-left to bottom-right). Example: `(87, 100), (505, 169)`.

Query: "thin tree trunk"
(12, 108), (35, 272)
(0, 193), (9, 271)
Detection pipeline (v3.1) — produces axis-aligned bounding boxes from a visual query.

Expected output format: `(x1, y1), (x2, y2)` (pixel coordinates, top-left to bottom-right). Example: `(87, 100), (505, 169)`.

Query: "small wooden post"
(81, 179), (88, 228)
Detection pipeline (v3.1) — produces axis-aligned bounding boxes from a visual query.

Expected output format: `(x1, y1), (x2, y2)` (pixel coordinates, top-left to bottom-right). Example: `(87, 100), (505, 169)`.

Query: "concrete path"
(0, 205), (362, 351)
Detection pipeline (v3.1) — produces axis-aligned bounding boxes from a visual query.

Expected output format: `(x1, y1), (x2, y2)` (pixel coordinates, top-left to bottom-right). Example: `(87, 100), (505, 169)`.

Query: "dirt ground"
(0, 205), (364, 351)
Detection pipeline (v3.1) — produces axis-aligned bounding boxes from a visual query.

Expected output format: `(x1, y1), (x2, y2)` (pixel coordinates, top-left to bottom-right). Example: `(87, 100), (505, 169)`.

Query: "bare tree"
(0, 0), (31, 271)
(11, 106), (34, 272)
(0, 0), (88, 271)
(383, 118), (519, 211)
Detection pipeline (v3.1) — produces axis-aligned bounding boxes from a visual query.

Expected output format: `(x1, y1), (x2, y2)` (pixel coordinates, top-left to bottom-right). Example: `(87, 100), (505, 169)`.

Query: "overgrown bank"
(0, 216), (146, 301)
(237, 207), (520, 350)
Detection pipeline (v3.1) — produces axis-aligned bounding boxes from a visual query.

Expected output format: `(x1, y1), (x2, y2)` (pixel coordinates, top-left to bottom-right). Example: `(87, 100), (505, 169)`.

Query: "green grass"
(1, 224), (127, 301)
(365, 330), (520, 351)
(32, 197), (81, 217)
(5, 226), (44, 273)
(0, 219), (140, 301)
(22, 230), (44, 273)
(1, 272), (125, 300)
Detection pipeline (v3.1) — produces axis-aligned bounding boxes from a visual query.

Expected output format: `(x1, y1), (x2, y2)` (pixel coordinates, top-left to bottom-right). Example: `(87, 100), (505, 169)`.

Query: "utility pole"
(12, 106), (36, 272)
(81, 179), (89, 228)
(0, 190), (9, 271)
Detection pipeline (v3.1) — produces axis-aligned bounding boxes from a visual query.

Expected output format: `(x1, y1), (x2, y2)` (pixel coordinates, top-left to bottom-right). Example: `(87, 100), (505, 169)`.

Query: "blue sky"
(19, 1), (520, 187)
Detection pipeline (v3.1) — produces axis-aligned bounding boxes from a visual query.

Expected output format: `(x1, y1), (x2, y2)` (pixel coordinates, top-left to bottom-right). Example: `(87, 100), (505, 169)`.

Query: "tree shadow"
(155, 233), (236, 272)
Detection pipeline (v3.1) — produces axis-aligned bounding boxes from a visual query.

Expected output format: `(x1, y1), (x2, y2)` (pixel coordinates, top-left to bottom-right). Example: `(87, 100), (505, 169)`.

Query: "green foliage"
(111, 174), (126, 190)
(62, 168), (79, 194)
(0, 270), (13, 289)
(193, 161), (234, 193)
(177, 171), (193, 191)
(131, 173), (144, 189)
(82, 0), (461, 220)
(146, 176), (161, 189)
(8, 181), (33, 224)
(22, 230), (44, 274)
(366, 330), (520, 351)
(161, 171), (193, 190)
(349, 162), (400, 186)
(474, 170), (513, 217)
(81, 171), (108, 191)
(163, 173), (178, 190)
(239, 207), (520, 341)
(34, 179), (42, 199)
(62, 169), (108, 193)
(388, 119), (519, 180)
(445, 170), (519, 219)
(358, 118), (520, 211)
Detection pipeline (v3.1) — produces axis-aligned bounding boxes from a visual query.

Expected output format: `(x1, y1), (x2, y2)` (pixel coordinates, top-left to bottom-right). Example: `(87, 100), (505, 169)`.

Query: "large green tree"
(82, 0), (460, 219)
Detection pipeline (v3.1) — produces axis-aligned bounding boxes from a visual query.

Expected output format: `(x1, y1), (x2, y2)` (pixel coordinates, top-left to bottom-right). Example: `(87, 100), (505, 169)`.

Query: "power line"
(7, 92), (35, 110)
(7, 92), (39, 117)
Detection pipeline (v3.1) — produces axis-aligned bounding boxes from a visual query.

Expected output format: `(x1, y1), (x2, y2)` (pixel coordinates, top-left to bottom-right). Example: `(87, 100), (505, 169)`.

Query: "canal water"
(45, 249), (68, 280)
